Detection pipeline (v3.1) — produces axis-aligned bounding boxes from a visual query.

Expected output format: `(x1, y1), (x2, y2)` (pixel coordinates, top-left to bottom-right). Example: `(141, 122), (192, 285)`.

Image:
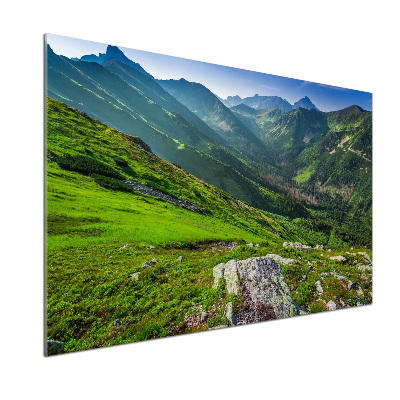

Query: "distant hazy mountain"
(293, 96), (318, 110)
(223, 94), (318, 111)
(224, 95), (243, 108)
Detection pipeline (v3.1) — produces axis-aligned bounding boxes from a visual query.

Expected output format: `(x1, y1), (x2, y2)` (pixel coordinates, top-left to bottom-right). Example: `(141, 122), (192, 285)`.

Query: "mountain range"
(46, 43), (372, 246)
(222, 94), (318, 111)
(45, 42), (372, 354)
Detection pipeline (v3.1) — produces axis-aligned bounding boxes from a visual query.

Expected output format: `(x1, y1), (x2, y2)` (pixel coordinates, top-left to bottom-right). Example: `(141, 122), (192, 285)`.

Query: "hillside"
(46, 98), (372, 354)
(48, 43), (374, 246)
(292, 106), (372, 243)
(230, 103), (372, 245)
(47, 45), (296, 215)
(157, 78), (272, 164)
(100, 57), (226, 146)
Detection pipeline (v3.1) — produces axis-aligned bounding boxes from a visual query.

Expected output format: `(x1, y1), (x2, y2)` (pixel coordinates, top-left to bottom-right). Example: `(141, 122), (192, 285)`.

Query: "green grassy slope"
(46, 98), (372, 354)
(46, 97), (294, 353)
(101, 57), (227, 147)
(47, 98), (294, 240)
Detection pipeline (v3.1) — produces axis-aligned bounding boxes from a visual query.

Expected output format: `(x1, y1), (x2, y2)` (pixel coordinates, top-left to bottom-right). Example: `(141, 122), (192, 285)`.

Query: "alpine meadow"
(45, 34), (372, 356)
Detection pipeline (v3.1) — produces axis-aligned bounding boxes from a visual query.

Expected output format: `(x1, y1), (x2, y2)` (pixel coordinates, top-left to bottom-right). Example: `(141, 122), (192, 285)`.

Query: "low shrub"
(56, 154), (124, 180)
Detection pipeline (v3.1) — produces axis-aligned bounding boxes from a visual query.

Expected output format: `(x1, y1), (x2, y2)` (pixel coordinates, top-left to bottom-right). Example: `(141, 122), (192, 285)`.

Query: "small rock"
(141, 262), (151, 268)
(315, 281), (323, 294)
(255, 244), (260, 248)
(326, 300), (337, 311)
(177, 256), (185, 262)
(225, 302), (238, 326)
(200, 310), (208, 322)
(113, 319), (121, 327)
(246, 243), (254, 247)
(150, 258), (159, 264)
(130, 272), (140, 280)
(348, 280), (358, 290)
(145, 246), (155, 250)
(335, 275), (347, 282)
(47, 340), (64, 356)
(283, 242), (311, 251)
(119, 244), (131, 250)
(314, 244), (325, 250)
(330, 255), (347, 262)
(357, 263), (372, 272)
(358, 252), (372, 264)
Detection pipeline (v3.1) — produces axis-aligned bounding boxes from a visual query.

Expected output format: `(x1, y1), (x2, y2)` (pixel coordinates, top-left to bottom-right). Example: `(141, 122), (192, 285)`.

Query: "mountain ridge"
(223, 94), (318, 111)
(47, 42), (372, 246)
(76, 44), (154, 79)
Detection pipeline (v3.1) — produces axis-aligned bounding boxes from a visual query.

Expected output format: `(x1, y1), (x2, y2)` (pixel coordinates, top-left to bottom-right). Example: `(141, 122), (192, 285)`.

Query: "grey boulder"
(213, 255), (301, 321)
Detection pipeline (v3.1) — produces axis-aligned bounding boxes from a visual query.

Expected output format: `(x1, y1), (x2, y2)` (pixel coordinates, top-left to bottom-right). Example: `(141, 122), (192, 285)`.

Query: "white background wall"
(2, 1), (398, 398)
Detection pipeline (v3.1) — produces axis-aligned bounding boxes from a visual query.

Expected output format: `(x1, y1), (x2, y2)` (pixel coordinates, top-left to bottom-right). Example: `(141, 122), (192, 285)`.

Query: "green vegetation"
(231, 104), (372, 246)
(46, 44), (372, 356)
(294, 165), (315, 183)
(47, 45), (307, 218)
(46, 98), (371, 354)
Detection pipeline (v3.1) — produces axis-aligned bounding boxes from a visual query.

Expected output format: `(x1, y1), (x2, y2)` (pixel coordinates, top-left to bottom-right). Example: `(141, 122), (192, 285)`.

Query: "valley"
(45, 40), (372, 355)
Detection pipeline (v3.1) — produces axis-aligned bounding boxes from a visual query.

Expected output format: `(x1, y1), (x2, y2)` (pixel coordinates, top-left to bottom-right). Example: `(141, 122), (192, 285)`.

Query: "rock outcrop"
(124, 180), (200, 212)
(283, 242), (311, 251)
(213, 255), (302, 325)
(330, 255), (347, 262)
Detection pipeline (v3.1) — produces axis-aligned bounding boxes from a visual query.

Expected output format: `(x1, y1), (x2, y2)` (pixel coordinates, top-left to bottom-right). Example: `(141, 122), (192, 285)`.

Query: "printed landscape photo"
(45, 34), (372, 356)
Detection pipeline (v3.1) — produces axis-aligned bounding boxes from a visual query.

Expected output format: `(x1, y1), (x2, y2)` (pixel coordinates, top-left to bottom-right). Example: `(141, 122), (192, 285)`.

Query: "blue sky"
(46, 34), (372, 112)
